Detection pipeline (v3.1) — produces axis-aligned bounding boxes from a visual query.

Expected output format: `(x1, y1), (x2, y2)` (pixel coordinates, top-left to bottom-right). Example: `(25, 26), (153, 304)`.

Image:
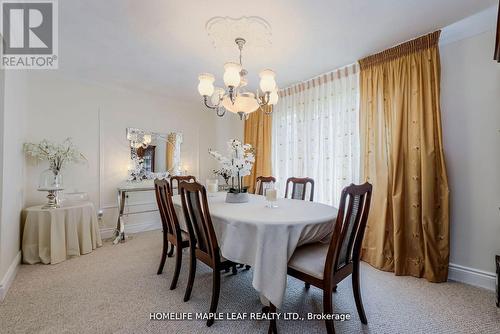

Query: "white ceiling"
(58, 0), (497, 101)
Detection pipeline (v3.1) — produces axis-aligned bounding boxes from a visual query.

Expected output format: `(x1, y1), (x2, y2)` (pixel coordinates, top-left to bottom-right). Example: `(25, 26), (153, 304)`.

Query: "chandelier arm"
(216, 108), (226, 117)
(228, 86), (236, 104)
(203, 96), (218, 110)
(257, 91), (271, 106)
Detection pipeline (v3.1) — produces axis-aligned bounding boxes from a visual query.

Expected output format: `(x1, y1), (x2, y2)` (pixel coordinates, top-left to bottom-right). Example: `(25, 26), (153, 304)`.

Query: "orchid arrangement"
(209, 139), (255, 193)
(23, 138), (86, 174)
(212, 167), (232, 185)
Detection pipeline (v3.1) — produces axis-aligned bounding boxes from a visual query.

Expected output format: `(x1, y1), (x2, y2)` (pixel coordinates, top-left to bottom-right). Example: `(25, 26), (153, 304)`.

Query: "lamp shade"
(259, 69), (276, 92)
(223, 62), (242, 87)
(222, 92), (259, 114)
(269, 90), (279, 105)
(198, 73), (215, 96)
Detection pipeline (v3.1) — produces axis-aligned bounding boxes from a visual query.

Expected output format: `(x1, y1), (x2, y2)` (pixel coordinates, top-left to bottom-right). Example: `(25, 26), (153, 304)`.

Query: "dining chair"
(170, 175), (196, 195)
(179, 181), (238, 327)
(154, 179), (190, 290)
(285, 177), (315, 201)
(269, 182), (372, 334)
(255, 176), (276, 195)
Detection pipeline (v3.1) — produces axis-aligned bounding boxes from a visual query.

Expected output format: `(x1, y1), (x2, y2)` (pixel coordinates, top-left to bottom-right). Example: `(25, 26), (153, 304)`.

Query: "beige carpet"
(1, 230), (499, 334)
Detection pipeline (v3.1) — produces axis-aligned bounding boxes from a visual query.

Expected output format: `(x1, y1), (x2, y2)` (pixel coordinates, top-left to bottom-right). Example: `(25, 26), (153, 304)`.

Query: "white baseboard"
(0, 251), (21, 302)
(448, 263), (496, 291)
(100, 220), (161, 240)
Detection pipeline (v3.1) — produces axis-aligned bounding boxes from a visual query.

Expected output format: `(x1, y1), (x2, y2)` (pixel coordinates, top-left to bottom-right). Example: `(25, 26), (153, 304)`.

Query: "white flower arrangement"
(23, 138), (86, 173)
(209, 139), (255, 193)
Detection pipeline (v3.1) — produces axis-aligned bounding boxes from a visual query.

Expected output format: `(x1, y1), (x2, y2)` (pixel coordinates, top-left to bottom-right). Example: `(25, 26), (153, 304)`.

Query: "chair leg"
(167, 242), (175, 257)
(232, 264), (237, 275)
(170, 245), (182, 290)
(267, 302), (278, 334)
(207, 268), (221, 327)
(157, 236), (168, 275)
(304, 282), (310, 290)
(352, 262), (367, 324)
(323, 288), (335, 334)
(183, 247), (196, 302)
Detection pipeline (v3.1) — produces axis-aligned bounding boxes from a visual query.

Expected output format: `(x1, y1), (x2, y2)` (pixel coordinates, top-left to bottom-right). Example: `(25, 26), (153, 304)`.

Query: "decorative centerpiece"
(212, 166), (232, 191)
(209, 139), (254, 203)
(23, 138), (86, 209)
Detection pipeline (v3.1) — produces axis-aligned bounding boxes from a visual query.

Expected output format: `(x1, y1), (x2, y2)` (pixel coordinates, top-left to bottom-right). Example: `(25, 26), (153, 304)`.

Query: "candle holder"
(206, 179), (219, 197)
(40, 189), (62, 209)
(265, 187), (278, 208)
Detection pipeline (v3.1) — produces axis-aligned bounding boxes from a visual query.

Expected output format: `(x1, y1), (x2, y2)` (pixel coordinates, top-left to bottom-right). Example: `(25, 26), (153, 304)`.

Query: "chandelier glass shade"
(197, 38), (278, 119)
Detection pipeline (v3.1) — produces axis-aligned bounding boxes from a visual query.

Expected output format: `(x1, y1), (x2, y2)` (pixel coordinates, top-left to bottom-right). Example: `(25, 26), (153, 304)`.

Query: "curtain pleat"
(359, 31), (450, 282)
(243, 106), (272, 193)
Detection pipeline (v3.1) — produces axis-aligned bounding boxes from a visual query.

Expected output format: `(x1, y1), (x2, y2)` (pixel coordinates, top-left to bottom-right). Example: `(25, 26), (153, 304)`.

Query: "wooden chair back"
(325, 182), (372, 280)
(154, 179), (182, 239)
(255, 176), (276, 195)
(170, 175), (196, 195)
(285, 177), (315, 201)
(179, 181), (220, 266)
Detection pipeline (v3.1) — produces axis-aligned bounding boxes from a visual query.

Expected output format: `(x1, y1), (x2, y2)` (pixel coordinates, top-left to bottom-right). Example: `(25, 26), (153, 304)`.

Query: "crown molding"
(440, 5), (498, 46)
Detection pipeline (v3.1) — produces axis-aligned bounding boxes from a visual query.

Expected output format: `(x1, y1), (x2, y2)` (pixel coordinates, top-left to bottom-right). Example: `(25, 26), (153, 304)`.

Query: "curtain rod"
(279, 63), (358, 97)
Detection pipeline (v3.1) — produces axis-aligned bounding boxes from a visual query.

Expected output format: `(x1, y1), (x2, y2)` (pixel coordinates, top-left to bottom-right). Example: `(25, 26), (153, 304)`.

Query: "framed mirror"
(126, 128), (183, 179)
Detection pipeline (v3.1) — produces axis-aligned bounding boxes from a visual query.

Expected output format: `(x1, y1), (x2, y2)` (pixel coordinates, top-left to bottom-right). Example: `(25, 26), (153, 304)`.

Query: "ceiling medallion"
(205, 16), (272, 49)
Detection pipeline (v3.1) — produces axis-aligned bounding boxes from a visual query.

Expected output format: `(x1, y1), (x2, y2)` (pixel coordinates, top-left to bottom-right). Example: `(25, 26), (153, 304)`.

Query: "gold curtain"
(244, 105), (272, 193)
(166, 133), (175, 172)
(359, 31), (450, 282)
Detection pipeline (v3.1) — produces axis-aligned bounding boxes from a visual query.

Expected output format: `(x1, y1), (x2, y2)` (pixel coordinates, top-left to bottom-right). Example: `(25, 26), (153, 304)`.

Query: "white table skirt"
(172, 192), (338, 308)
(22, 202), (102, 264)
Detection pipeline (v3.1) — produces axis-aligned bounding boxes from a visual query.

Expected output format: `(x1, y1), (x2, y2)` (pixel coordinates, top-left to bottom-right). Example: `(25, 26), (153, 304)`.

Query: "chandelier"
(197, 38), (278, 119)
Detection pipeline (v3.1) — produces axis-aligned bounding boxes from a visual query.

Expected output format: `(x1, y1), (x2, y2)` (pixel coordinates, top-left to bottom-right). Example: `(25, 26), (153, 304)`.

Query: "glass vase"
(38, 168), (64, 190)
(38, 169), (64, 209)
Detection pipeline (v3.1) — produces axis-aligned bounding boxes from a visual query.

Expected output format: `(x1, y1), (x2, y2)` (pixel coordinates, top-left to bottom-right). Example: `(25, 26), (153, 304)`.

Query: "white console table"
(114, 181), (158, 244)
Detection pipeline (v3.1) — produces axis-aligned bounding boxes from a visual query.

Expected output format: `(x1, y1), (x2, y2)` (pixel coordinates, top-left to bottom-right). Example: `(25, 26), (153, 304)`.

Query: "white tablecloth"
(22, 202), (102, 264)
(172, 192), (338, 307)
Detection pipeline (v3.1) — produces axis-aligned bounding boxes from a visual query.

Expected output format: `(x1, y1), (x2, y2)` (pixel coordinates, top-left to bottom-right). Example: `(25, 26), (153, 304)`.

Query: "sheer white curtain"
(271, 64), (360, 206)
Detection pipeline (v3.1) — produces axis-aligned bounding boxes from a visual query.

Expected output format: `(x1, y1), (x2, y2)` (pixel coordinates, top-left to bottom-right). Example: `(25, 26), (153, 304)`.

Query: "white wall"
(0, 69), (242, 299)
(0, 66), (5, 286)
(0, 71), (27, 299)
(440, 29), (500, 281)
(19, 71), (243, 231)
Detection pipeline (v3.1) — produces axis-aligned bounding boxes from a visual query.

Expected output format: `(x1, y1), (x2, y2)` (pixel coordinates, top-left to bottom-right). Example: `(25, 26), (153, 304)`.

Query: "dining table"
(171, 192), (338, 308)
